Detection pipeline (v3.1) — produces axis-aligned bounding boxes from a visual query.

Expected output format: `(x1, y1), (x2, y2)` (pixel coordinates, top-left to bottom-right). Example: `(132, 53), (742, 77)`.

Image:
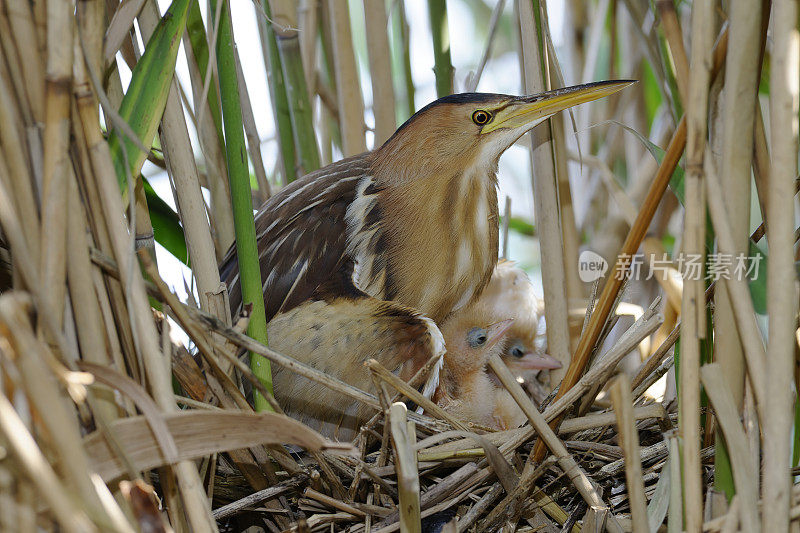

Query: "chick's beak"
(481, 79), (635, 135)
(511, 351), (563, 371)
(485, 318), (514, 348)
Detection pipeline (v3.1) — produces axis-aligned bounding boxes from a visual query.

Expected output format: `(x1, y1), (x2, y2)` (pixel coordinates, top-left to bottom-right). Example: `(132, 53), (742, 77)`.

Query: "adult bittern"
(220, 81), (632, 409)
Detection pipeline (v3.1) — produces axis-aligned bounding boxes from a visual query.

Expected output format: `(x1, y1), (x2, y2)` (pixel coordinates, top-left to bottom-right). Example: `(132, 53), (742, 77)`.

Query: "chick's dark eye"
(467, 327), (488, 347)
(472, 110), (491, 126)
(511, 346), (525, 358)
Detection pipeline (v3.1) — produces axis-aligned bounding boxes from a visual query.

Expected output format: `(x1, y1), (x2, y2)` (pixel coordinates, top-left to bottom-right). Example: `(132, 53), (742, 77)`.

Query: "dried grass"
(0, 1), (799, 532)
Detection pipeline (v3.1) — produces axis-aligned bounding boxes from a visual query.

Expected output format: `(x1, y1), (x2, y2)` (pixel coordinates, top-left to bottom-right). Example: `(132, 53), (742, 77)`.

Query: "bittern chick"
(220, 83), (633, 384)
(436, 308), (526, 430)
(473, 260), (562, 374)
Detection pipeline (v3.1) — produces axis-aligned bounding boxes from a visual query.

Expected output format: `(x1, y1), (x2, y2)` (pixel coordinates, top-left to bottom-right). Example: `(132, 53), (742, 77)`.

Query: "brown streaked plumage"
(266, 297), (444, 441)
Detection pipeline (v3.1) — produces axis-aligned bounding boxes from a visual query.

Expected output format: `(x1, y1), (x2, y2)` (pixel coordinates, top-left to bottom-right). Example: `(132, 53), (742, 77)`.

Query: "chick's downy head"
(474, 261), (562, 372)
(439, 306), (512, 382)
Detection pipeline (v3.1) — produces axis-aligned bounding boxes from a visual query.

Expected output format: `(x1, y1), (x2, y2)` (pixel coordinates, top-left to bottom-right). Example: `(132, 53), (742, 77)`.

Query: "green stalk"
(427, 0), (454, 97)
(214, 0), (272, 410)
(266, 0), (320, 175)
(391, 0), (415, 121)
(258, 0), (297, 183)
(108, 0), (191, 197)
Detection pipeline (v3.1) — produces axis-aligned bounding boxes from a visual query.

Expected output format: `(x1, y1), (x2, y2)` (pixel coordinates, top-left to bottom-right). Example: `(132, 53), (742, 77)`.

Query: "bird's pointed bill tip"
(512, 352), (563, 371)
(481, 79), (636, 134)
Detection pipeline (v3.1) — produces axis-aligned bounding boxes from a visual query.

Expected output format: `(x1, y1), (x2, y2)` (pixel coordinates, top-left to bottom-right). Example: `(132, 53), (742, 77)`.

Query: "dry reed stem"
(681, 2), (714, 529)
(66, 177), (118, 421)
(561, 404), (666, 435)
(667, 431), (682, 533)
(764, 2), (800, 531)
(700, 364), (759, 533)
(39, 0), (73, 327)
(486, 354), (621, 533)
(715, 0), (764, 418)
(0, 390), (98, 533)
(0, 7), (33, 126)
(704, 155), (767, 420)
(655, 0), (689, 103)
(182, 39), (236, 256)
(234, 48), (271, 201)
(74, 68), (217, 532)
(5, 0), (45, 121)
(609, 374), (648, 533)
(328, 0), (365, 155)
(552, 111), (582, 328)
(363, 0), (396, 144)
(517, 0), (571, 386)
(367, 359), (467, 431)
(389, 402), (421, 533)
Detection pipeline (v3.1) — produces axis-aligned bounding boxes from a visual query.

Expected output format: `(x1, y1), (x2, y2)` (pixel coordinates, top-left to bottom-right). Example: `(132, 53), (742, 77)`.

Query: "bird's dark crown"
(387, 92), (510, 144)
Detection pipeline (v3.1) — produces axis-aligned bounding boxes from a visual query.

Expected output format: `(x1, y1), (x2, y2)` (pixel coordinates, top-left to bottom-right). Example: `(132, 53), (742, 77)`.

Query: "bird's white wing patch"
(417, 317), (446, 413)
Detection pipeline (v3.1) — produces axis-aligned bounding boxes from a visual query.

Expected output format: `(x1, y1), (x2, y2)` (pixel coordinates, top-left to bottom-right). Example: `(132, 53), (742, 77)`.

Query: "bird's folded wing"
(221, 154), (372, 321)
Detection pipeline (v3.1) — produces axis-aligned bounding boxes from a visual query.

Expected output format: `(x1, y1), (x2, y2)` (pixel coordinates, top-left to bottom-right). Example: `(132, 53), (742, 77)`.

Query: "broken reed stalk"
(609, 374), (648, 533)
(680, 2), (714, 530)
(764, 1), (800, 531)
(389, 403), (421, 533)
(214, 0), (272, 406)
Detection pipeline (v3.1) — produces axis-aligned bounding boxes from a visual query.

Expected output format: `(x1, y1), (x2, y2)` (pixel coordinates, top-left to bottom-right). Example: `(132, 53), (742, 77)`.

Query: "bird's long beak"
(485, 318), (514, 348)
(481, 80), (635, 135)
(510, 351), (563, 371)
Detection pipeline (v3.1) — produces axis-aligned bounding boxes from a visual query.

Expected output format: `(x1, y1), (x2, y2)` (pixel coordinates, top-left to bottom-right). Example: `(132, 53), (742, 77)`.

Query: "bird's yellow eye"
(472, 110), (491, 126)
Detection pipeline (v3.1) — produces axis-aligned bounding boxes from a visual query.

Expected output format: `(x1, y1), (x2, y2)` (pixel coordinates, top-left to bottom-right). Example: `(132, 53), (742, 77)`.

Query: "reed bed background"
(0, 0), (797, 531)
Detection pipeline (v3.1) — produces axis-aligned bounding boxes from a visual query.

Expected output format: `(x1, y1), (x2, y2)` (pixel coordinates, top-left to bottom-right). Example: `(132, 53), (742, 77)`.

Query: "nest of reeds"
(2, 0), (800, 531)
